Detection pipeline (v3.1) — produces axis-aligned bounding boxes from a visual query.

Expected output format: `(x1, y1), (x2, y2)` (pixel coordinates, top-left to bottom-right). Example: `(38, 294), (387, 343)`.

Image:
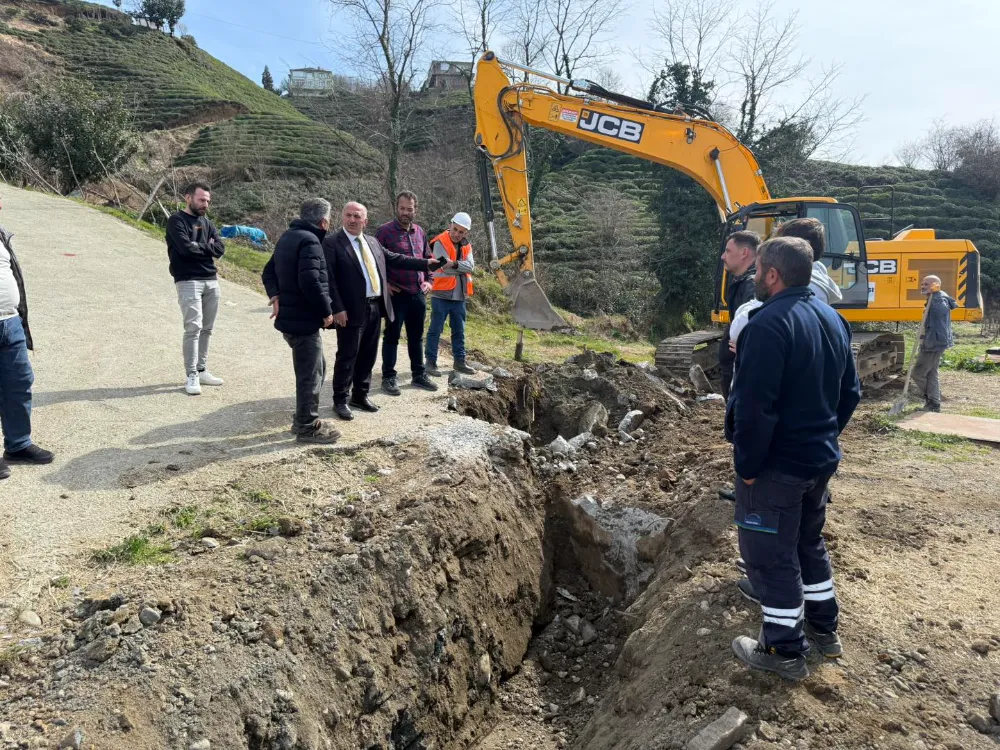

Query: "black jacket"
(322, 228), (434, 328)
(726, 287), (861, 480)
(719, 264), (756, 368)
(166, 211), (225, 281)
(0, 225), (32, 351)
(262, 220), (333, 336)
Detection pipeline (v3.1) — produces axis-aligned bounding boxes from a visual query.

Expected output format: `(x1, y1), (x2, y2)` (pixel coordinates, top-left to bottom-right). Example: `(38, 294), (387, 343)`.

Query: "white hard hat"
(451, 212), (473, 230)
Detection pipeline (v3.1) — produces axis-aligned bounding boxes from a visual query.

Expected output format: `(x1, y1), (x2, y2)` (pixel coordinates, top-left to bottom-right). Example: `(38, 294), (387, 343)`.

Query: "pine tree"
(262, 66), (275, 93)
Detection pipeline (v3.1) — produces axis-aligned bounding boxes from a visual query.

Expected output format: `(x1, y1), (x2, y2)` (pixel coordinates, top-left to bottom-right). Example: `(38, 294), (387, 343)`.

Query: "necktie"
(356, 235), (381, 296)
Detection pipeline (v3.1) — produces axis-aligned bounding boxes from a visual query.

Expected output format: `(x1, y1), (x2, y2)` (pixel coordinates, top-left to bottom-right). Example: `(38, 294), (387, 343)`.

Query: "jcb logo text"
(578, 110), (644, 143)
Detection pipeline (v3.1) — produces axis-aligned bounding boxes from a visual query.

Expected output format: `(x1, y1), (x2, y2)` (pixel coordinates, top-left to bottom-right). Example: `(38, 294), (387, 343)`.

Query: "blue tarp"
(220, 225), (268, 247)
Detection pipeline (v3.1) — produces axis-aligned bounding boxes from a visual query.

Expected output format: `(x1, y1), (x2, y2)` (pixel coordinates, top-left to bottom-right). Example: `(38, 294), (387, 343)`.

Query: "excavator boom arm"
(473, 52), (770, 329)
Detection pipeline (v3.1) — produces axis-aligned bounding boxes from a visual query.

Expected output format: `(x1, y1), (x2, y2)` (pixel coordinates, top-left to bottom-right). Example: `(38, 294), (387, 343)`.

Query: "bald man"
(322, 202), (444, 421)
(912, 274), (958, 412)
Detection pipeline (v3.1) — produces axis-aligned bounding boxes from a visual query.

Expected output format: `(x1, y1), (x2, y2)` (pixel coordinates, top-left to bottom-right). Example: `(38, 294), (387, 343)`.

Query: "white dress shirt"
(345, 230), (379, 298)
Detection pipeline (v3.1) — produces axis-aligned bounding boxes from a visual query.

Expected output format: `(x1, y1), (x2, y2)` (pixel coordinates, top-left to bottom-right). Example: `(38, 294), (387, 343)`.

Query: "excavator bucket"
(507, 274), (567, 330)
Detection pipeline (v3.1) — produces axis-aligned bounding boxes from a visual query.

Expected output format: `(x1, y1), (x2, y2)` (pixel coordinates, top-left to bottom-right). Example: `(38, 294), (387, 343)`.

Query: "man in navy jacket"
(262, 199), (340, 444)
(726, 236), (861, 681)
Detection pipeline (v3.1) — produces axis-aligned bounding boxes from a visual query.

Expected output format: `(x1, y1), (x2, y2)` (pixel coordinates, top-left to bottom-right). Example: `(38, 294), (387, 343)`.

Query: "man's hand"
(322, 314), (334, 328)
(427, 257), (446, 271)
(269, 296), (279, 319)
(389, 284), (402, 295)
(741, 477), (756, 486)
(729, 339), (737, 354)
(420, 281), (432, 293)
(332, 311), (348, 327)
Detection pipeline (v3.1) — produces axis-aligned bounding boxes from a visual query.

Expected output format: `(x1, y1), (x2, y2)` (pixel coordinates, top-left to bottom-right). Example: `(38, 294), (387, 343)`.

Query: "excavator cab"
(713, 199), (871, 320)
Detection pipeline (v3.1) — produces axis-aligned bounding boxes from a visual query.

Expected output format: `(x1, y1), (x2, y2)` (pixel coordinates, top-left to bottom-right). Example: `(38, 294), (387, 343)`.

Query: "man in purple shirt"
(376, 191), (438, 394)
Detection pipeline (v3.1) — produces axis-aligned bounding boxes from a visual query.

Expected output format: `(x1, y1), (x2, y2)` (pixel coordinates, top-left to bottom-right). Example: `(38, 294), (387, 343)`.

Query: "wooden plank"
(898, 412), (1000, 444)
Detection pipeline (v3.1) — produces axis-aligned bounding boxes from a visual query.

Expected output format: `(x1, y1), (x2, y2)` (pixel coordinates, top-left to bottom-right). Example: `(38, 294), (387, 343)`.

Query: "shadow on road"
(33, 383), (181, 408)
(42, 397), (300, 491)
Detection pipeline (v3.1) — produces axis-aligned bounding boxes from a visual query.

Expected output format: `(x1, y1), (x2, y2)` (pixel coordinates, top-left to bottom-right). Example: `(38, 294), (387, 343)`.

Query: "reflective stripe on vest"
(430, 231), (473, 297)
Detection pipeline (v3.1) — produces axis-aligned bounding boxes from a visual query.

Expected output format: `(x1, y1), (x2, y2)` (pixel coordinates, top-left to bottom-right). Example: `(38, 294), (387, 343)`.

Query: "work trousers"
(175, 279), (220, 376)
(735, 468), (839, 657)
(911, 348), (944, 407)
(333, 301), (381, 404)
(283, 330), (325, 434)
(425, 297), (467, 363)
(0, 316), (34, 453)
(382, 291), (426, 379)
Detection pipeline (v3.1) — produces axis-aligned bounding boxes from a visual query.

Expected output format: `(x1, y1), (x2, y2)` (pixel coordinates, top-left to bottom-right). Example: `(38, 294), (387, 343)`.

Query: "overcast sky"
(94, 0), (998, 166)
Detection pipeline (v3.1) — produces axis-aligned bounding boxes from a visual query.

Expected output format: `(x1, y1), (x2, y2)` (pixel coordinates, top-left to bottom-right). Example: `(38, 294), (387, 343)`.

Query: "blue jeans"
(0, 316), (34, 453)
(425, 297), (466, 363)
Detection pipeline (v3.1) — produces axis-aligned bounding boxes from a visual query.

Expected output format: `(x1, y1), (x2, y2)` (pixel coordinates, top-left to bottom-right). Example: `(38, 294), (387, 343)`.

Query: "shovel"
(889, 297), (932, 417)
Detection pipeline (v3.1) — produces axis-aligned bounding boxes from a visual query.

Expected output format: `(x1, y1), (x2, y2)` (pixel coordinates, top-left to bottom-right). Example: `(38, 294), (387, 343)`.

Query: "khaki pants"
(911, 348), (944, 406)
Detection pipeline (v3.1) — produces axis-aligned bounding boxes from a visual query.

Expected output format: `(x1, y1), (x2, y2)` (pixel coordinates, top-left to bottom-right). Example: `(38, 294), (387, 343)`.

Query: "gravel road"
(0, 184), (460, 609)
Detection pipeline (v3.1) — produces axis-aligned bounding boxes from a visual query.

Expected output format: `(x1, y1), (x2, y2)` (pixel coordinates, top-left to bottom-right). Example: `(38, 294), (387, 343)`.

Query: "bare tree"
(895, 139), (925, 169)
(328, 0), (438, 205)
(650, 0), (734, 83)
(922, 118), (961, 171)
(502, 0), (549, 80)
(543, 0), (627, 91)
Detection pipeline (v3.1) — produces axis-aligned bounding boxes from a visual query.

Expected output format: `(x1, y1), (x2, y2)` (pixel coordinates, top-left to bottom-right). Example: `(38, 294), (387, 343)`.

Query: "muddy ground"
(2, 354), (999, 750)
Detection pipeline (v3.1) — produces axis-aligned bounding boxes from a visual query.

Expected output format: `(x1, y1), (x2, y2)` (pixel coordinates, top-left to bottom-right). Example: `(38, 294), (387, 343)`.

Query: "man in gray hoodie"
(912, 275), (958, 412)
(775, 219), (843, 305)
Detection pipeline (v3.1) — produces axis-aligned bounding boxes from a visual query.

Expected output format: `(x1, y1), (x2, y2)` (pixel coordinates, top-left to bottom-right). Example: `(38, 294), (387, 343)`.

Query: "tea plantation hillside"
(0, 0), (379, 181)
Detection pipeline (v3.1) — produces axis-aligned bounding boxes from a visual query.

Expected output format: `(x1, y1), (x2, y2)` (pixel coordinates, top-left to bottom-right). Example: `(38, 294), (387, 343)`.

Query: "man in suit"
(322, 201), (444, 421)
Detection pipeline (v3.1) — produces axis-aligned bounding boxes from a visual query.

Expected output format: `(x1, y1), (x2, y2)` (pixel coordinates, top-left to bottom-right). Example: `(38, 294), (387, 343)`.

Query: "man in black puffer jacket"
(262, 199), (340, 443)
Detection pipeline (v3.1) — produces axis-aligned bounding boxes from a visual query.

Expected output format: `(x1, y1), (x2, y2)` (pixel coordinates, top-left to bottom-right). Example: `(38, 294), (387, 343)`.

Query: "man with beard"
(375, 191), (438, 395)
(718, 230), (760, 401)
(726, 236), (861, 681)
(166, 182), (226, 396)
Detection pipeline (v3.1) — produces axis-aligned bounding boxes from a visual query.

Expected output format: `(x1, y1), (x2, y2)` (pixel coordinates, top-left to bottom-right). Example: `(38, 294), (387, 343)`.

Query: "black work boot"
(737, 578), (760, 604)
(924, 400), (941, 412)
(411, 373), (439, 391)
(4, 444), (55, 464)
(381, 376), (401, 396)
(453, 359), (476, 375)
(0, 458), (9, 480)
(425, 360), (442, 377)
(732, 636), (809, 681)
(804, 622), (843, 658)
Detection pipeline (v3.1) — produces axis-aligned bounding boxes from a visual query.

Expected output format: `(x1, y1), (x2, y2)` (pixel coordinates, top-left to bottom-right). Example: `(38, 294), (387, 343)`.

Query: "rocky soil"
(3, 354), (1000, 750)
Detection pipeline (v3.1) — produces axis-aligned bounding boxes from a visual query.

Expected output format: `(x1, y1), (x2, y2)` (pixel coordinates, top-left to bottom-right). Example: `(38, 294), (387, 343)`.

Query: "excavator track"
(655, 329), (905, 390)
(655, 330), (725, 382)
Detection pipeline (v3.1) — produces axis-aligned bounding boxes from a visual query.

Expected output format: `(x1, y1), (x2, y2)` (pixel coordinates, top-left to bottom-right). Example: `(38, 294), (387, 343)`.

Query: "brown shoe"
(296, 420), (342, 444)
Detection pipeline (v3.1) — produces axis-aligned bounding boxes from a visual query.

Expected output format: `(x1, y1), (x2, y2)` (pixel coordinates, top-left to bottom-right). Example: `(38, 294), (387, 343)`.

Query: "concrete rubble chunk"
(448, 372), (497, 391)
(57, 727), (85, 749)
(578, 401), (609, 437)
(548, 436), (573, 456)
(139, 606), (162, 627)
(686, 706), (748, 750)
(618, 410), (645, 434)
(567, 432), (594, 451)
(18, 610), (42, 628)
(689, 364), (714, 393)
(565, 494), (670, 602)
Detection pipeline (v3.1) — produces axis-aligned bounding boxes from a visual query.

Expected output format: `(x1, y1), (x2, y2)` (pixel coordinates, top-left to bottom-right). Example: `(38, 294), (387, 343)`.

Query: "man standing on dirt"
(719, 230), (760, 401)
(166, 182), (226, 396)
(911, 274), (958, 412)
(0, 193), (55, 480)
(726, 236), (861, 681)
(262, 198), (341, 444)
(425, 213), (477, 377)
(375, 191), (438, 396)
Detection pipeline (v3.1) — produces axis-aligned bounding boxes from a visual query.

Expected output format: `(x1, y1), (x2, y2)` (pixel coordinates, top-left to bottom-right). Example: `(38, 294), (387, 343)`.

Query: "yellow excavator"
(472, 51), (984, 384)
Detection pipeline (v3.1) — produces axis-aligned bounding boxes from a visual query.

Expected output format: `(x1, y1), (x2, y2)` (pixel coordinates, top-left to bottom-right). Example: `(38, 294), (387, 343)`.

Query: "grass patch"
(162, 504), (199, 529)
(243, 488), (275, 504)
(958, 406), (1000, 419)
(91, 533), (171, 565)
(50, 575), (70, 589)
(363, 474), (380, 483)
(0, 645), (27, 670)
(245, 513), (280, 532)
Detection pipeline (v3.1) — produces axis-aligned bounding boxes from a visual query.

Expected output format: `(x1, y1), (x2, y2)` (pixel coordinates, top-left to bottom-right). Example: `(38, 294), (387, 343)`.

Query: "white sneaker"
(185, 373), (202, 396)
(198, 371), (224, 386)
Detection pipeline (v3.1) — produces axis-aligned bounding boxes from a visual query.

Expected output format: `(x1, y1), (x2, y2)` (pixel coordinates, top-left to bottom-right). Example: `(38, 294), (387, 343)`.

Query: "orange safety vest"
(430, 231), (473, 297)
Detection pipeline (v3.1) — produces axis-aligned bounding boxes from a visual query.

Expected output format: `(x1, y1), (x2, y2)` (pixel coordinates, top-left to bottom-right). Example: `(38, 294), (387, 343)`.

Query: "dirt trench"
(0, 354), (729, 750)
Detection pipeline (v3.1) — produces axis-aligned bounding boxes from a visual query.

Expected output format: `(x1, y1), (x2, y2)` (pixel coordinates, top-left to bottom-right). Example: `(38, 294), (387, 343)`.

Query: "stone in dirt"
(449, 372), (497, 391)
(200, 537), (220, 549)
(122, 616), (143, 635)
(686, 706), (748, 750)
(971, 639), (991, 655)
(57, 727), (85, 749)
(990, 693), (1000, 722)
(578, 401), (609, 437)
(966, 712), (994, 734)
(77, 635), (120, 665)
(579, 620), (598, 645)
(139, 606), (162, 627)
(189, 740), (211, 750)
(475, 652), (492, 688)
(568, 432), (594, 451)
(689, 364), (714, 393)
(18, 610), (41, 628)
(618, 410), (645, 434)
(569, 687), (586, 705)
(548, 435), (573, 456)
